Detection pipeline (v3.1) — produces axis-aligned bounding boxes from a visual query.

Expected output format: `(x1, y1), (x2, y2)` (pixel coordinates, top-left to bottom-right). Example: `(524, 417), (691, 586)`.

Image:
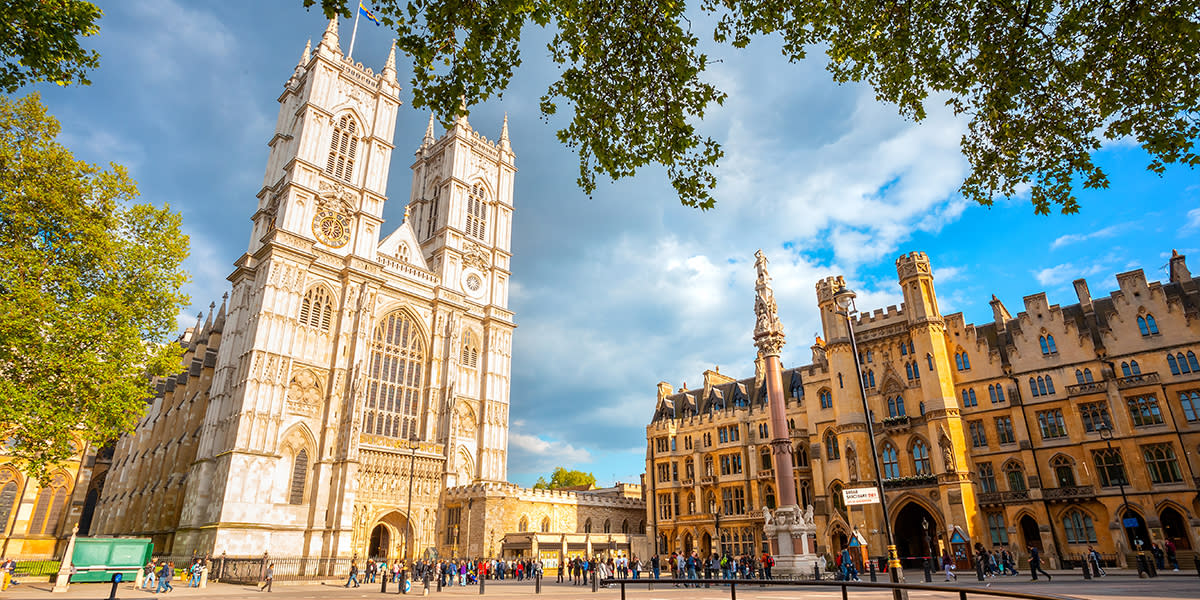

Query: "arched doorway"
(892, 502), (940, 569)
(1019, 515), (1042, 553)
(1120, 508), (1151, 552)
(1160, 506), (1193, 550)
(683, 533), (694, 555)
(369, 524), (390, 559)
(701, 532), (713, 557)
(829, 528), (848, 556)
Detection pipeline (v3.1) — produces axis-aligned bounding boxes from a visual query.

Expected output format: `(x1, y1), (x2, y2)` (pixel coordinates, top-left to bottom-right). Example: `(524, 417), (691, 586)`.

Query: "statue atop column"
(753, 250), (786, 357)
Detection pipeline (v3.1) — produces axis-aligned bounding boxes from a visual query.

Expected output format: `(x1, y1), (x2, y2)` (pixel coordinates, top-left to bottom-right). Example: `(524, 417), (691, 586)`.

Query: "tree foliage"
(0, 0), (103, 92)
(0, 94), (190, 481)
(533, 467), (597, 489)
(307, 0), (1198, 213)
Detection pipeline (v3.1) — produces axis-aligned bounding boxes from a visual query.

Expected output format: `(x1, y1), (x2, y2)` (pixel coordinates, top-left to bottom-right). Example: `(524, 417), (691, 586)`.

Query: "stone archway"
(683, 532), (694, 556)
(892, 501), (941, 569)
(1119, 507), (1151, 552)
(1019, 515), (1041, 553)
(369, 524), (390, 559)
(701, 531), (713, 558)
(1160, 506), (1193, 550)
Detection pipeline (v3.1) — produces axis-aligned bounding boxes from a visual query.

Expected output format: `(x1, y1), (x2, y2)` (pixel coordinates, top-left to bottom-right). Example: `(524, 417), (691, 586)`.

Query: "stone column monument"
(752, 250), (817, 575)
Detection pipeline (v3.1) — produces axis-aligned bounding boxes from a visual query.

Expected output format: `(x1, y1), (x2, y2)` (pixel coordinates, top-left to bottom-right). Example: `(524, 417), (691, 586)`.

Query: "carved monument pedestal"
(763, 505), (819, 576)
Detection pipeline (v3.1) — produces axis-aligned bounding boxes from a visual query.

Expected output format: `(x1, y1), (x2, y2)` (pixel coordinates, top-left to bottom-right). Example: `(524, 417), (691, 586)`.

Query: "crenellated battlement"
(444, 481), (644, 508)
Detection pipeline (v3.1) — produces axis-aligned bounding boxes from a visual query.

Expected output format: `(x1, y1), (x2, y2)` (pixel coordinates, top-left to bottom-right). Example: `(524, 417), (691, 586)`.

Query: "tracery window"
(888, 396), (906, 417)
(1142, 443), (1183, 484)
(1126, 395), (1164, 427)
(363, 311), (426, 440)
(326, 114), (358, 183)
(0, 474), (17, 535)
(1181, 391), (1200, 422)
(466, 183), (488, 241)
(978, 462), (997, 493)
(1092, 448), (1127, 487)
(1051, 455), (1076, 487)
(460, 331), (480, 369)
(882, 443), (900, 478)
(289, 449), (308, 505)
(1063, 510), (1098, 543)
(299, 286), (335, 331)
(911, 439), (931, 475)
(824, 431), (840, 460)
(1039, 334), (1057, 355)
(1137, 314), (1159, 336)
(1003, 461), (1026, 491)
(27, 474), (68, 535)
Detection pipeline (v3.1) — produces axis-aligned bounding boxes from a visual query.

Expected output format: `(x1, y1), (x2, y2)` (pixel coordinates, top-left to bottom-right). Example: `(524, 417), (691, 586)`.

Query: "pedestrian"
(943, 551), (957, 581)
(259, 563), (274, 592)
(1151, 543), (1165, 570)
(142, 560), (157, 591)
(1087, 545), (1105, 576)
(156, 561), (174, 593)
(345, 560), (360, 588)
(1165, 539), (1179, 571)
(762, 551), (775, 580)
(651, 554), (660, 580)
(1026, 545), (1051, 581)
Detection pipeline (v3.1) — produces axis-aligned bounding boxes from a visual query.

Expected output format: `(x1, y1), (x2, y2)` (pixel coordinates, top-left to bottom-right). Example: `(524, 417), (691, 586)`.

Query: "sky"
(32, 1), (1200, 488)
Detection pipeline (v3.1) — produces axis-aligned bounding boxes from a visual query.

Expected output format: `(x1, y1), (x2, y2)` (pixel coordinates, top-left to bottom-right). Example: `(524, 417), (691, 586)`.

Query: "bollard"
(383, 572), (390, 593)
(436, 571), (443, 593)
(108, 573), (123, 600)
(423, 571), (430, 596)
(1081, 557), (1091, 580)
(479, 568), (485, 595)
(731, 581), (738, 600)
(535, 572), (541, 594)
(591, 570), (598, 592)
(1137, 554), (1148, 578)
(869, 560), (877, 582)
(1148, 554), (1158, 578)
(924, 558), (932, 583)
(814, 563), (820, 581)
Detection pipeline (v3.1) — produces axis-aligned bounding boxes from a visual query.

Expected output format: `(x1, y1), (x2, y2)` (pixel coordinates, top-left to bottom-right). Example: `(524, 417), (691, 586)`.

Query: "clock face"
(313, 209), (352, 248)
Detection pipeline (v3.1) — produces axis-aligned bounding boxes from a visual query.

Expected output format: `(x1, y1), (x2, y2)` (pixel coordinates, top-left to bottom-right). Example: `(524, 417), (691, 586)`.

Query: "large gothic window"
(27, 474), (68, 535)
(0, 475), (16, 535)
(289, 449), (308, 505)
(299, 286), (335, 331)
(326, 114), (358, 183)
(364, 311), (426, 440)
(466, 183), (488, 241)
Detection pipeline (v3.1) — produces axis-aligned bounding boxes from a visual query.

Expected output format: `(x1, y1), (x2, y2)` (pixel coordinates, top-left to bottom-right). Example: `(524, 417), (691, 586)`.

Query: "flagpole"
(347, 7), (361, 60)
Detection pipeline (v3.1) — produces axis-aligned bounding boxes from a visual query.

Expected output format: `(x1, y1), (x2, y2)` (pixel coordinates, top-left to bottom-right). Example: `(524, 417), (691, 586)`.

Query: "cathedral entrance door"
(1161, 506), (1193, 550)
(891, 502), (940, 570)
(369, 524), (390, 560)
(701, 532), (713, 558)
(1019, 515), (1042, 556)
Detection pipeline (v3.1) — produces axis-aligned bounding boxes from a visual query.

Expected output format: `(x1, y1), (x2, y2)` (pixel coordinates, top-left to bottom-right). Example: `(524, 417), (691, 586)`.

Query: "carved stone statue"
(762, 507), (773, 526)
(803, 504), (814, 525)
(940, 434), (956, 472)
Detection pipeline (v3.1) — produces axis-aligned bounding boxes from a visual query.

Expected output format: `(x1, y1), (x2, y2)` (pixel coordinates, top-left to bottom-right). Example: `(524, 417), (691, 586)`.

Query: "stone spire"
(499, 113), (511, 153)
(421, 113), (436, 149)
(212, 292), (228, 333)
(300, 39), (311, 66)
(752, 249), (786, 357)
(382, 42), (397, 82)
(188, 312), (204, 349)
(318, 18), (340, 56)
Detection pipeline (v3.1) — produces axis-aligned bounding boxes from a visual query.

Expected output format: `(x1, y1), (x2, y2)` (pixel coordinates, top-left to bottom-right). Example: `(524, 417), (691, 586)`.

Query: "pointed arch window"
(795, 443), (809, 467)
(326, 114), (359, 183)
(1137, 314), (1159, 336)
(1169, 354), (1181, 375)
(1189, 351), (1200, 371)
(882, 444), (900, 479)
(1181, 391), (1199, 422)
(0, 480), (15, 535)
(460, 331), (480, 369)
(299, 286), (335, 331)
(466, 183), (488, 241)
(1142, 443), (1183, 483)
(541, 517), (551, 533)
(1121, 362), (1132, 376)
(364, 311), (426, 441)
(1075, 369), (1085, 384)
(519, 516), (529, 532)
(1044, 376), (1055, 394)
(905, 363), (914, 380)
(888, 396), (906, 417)
(1003, 461), (1026, 491)
(824, 431), (840, 460)
(819, 389), (833, 409)
(1063, 509), (1098, 543)
(27, 475), (68, 535)
(1050, 455), (1076, 487)
(1129, 360), (1141, 375)
(289, 449), (308, 505)
(1083, 368), (1093, 382)
(911, 440), (931, 474)
(978, 463), (998, 493)
(1091, 448), (1127, 487)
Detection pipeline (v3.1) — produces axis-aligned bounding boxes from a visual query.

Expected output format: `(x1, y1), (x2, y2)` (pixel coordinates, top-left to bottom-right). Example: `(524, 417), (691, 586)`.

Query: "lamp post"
(922, 518), (932, 582)
(833, 282), (906, 596)
(710, 498), (723, 557)
(405, 435), (418, 563)
(1097, 424), (1146, 575)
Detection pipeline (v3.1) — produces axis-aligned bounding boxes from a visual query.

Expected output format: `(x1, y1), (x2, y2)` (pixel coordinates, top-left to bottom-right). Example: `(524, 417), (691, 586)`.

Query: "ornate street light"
(833, 283), (906, 598)
(1097, 424), (1147, 575)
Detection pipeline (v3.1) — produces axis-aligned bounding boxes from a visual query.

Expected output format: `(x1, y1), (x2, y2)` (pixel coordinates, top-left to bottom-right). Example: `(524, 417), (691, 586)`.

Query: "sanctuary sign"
(842, 487), (881, 506)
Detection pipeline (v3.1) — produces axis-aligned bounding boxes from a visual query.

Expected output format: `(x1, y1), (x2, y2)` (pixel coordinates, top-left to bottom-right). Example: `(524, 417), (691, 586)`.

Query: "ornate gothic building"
(92, 20), (517, 560)
(647, 250), (1200, 569)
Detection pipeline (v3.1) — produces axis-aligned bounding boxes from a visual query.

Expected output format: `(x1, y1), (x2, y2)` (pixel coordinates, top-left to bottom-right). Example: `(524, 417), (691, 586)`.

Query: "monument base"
(763, 505), (819, 578)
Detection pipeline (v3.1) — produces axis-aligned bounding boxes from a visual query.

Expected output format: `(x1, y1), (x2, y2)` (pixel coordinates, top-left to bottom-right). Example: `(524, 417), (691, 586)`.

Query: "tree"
(533, 467), (597, 489)
(0, 94), (190, 481)
(305, 0), (1198, 214)
(0, 0), (103, 92)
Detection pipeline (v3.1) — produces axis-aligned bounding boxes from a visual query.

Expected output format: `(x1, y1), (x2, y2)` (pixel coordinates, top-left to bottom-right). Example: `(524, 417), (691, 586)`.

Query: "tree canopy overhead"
(0, 94), (190, 481)
(533, 467), (597, 489)
(0, 0), (102, 92)
(307, 0), (1199, 214)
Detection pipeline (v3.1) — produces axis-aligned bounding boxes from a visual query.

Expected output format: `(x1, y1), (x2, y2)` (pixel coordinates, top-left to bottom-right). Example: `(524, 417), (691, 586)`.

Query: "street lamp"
(710, 498), (723, 556)
(833, 283), (906, 597)
(922, 518), (932, 582)
(1096, 424), (1146, 575)
(405, 435), (418, 563)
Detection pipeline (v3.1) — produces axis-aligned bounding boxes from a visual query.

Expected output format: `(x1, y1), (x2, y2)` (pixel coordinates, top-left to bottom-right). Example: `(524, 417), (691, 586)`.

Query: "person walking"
(1086, 545), (1106, 576)
(651, 554), (660, 580)
(1026, 545), (1051, 581)
(142, 560), (157, 591)
(156, 561), (174, 593)
(345, 560), (360, 588)
(1165, 539), (1179, 571)
(259, 563), (274, 592)
(762, 551), (775, 580)
(943, 551), (957, 581)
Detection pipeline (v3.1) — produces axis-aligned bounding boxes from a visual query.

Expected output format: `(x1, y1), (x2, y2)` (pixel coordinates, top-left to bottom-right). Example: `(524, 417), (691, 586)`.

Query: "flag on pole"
(359, 2), (382, 25)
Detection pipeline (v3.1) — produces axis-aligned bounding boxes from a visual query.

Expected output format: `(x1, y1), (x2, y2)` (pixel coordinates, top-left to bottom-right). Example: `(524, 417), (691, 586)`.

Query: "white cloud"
(1033, 262), (1109, 287)
(1184, 207), (1200, 233)
(1050, 225), (1123, 250)
(508, 433), (593, 472)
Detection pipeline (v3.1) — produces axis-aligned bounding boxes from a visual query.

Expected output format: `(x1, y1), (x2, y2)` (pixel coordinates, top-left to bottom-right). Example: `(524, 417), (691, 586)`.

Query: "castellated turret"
(896, 251), (941, 325)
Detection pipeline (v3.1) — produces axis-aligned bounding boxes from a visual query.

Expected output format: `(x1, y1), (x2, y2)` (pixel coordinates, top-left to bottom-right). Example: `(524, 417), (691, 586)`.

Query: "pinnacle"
(318, 18), (340, 55)
(300, 39), (311, 66)
(383, 41), (397, 81)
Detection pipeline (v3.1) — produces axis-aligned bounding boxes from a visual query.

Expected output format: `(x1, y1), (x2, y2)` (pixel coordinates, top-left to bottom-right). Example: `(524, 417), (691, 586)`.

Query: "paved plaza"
(3, 571), (1197, 600)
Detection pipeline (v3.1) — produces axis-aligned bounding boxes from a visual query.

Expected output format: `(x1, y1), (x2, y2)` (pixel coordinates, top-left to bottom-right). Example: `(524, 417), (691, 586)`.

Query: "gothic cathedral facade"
(92, 20), (516, 560)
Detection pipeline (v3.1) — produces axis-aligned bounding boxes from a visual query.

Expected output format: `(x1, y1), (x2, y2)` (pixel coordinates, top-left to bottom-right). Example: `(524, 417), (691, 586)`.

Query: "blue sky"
(32, 1), (1199, 488)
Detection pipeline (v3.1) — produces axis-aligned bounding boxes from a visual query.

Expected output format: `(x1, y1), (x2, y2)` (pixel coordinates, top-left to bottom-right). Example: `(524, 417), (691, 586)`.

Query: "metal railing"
(599, 578), (1088, 600)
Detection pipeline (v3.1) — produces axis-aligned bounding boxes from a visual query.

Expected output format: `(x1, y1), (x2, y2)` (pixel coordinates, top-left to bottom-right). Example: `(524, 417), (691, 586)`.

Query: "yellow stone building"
(646, 250), (1200, 569)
